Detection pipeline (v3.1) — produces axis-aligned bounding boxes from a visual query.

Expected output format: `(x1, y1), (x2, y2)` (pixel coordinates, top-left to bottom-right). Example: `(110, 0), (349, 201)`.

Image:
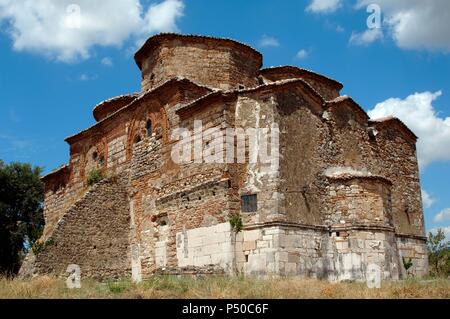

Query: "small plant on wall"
(402, 257), (414, 276)
(229, 214), (243, 233)
(32, 238), (55, 255)
(86, 168), (105, 186)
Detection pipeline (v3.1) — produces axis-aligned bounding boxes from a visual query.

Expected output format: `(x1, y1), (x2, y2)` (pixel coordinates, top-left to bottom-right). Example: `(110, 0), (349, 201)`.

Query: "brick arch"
(158, 106), (170, 144)
(126, 118), (142, 161)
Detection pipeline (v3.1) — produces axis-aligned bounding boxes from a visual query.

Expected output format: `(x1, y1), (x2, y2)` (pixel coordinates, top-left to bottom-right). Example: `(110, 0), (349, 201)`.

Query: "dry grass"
(0, 276), (449, 299)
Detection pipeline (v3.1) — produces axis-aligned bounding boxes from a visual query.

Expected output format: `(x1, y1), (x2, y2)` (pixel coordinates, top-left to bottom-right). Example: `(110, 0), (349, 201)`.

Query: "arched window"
(146, 120), (153, 137)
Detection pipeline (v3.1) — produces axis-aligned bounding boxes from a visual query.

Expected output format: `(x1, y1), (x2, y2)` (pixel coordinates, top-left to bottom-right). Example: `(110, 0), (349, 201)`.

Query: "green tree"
(427, 229), (450, 277)
(0, 160), (45, 276)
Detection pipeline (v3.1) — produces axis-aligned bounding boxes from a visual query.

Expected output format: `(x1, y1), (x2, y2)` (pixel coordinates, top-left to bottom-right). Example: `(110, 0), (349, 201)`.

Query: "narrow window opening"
(245, 255), (249, 262)
(241, 194), (257, 213)
(92, 151), (98, 160)
(134, 135), (142, 144)
(336, 232), (340, 237)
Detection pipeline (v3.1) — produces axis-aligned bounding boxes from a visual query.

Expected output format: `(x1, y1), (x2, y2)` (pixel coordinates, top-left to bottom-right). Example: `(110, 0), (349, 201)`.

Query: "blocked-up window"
(241, 194), (257, 213)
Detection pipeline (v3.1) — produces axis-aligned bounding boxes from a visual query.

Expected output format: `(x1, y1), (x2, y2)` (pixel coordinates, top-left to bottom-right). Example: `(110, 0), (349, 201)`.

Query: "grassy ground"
(0, 276), (449, 299)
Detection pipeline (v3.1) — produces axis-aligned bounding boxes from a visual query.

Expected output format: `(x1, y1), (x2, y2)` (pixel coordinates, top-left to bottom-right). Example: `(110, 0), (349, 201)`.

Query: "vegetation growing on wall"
(229, 214), (243, 233)
(31, 238), (55, 255)
(86, 168), (105, 186)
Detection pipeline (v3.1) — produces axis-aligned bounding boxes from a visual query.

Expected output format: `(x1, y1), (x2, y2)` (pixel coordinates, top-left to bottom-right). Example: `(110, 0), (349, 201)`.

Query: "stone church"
(20, 33), (428, 281)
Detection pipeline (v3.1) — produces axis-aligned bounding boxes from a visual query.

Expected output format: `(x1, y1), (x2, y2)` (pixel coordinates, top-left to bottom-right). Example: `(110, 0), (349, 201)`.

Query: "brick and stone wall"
(27, 34), (428, 282)
(260, 67), (342, 101)
(136, 35), (262, 91)
(33, 174), (131, 280)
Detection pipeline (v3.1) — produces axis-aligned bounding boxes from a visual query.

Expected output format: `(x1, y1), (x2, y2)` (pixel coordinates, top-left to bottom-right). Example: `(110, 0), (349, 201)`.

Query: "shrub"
(32, 238), (55, 255)
(402, 257), (413, 275)
(229, 214), (243, 233)
(427, 229), (450, 277)
(86, 168), (105, 186)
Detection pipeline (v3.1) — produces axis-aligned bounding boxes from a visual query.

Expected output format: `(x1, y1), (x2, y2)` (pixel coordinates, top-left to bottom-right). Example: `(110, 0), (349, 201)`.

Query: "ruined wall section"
(34, 174), (131, 279)
(41, 82), (210, 246)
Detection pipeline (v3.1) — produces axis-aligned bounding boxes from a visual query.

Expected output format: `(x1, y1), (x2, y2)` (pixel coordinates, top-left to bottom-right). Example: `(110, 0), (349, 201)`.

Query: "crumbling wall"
(34, 174), (131, 280)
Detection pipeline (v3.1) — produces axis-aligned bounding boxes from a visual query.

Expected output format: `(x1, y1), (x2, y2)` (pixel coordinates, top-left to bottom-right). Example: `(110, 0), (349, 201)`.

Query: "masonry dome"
(134, 33), (263, 91)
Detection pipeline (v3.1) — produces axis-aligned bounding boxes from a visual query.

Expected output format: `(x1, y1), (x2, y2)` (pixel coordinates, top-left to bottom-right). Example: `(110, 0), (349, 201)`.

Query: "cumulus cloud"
(259, 35), (280, 48)
(349, 28), (383, 46)
(306, 0), (342, 14)
(422, 190), (436, 209)
(0, 0), (185, 62)
(356, 0), (450, 52)
(296, 49), (309, 60)
(434, 208), (450, 223)
(101, 57), (113, 67)
(368, 91), (450, 168)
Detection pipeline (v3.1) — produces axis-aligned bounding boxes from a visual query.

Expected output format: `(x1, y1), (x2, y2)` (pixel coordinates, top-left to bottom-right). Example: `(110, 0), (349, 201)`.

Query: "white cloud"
(368, 91), (450, 168)
(306, 0), (342, 14)
(349, 28), (383, 46)
(259, 35), (280, 48)
(357, 0), (450, 52)
(101, 57), (113, 67)
(0, 0), (185, 62)
(296, 49), (309, 60)
(336, 25), (345, 33)
(79, 73), (97, 81)
(434, 208), (450, 223)
(422, 190), (436, 209)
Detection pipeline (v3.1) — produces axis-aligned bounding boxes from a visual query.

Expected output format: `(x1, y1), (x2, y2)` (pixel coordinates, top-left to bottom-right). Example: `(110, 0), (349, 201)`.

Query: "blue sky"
(0, 0), (449, 236)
